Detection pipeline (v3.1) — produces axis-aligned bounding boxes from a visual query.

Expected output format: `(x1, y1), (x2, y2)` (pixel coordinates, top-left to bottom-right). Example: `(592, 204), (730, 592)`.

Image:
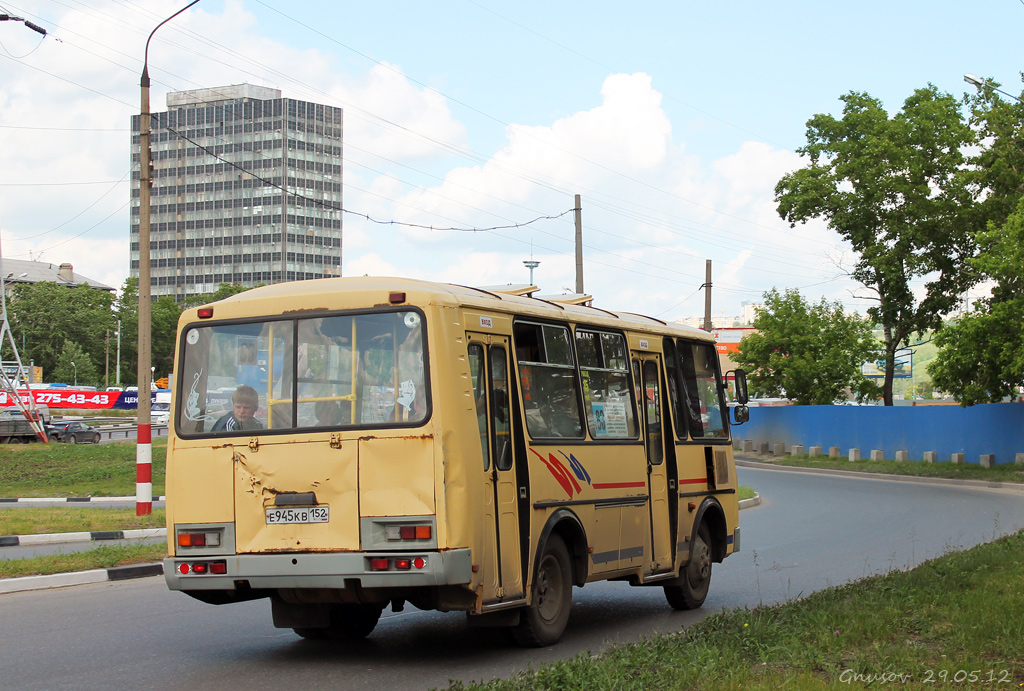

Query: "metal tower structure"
(0, 255), (48, 442)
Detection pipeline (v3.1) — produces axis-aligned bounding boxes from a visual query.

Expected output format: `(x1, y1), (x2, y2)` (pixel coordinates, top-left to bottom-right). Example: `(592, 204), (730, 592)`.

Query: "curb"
(0, 528), (166, 547)
(735, 456), (1024, 492)
(0, 562), (164, 595)
(0, 496), (166, 504)
(738, 494), (761, 510)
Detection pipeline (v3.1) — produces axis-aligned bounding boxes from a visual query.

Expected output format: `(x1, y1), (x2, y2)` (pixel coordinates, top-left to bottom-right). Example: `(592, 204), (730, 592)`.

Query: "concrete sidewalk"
(734, 454), (1024, 492)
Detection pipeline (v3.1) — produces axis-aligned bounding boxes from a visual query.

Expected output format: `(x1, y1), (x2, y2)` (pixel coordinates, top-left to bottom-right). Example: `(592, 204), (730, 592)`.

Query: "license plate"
(265, 506), (330, 524)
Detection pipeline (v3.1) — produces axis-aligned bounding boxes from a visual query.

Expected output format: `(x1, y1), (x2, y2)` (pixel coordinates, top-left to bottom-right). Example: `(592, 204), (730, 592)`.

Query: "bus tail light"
(367, 557), (427, 572)
(178, 560), (227, 575)
(177, 529), (221, 548)
(385, 524), (431, 541)
(197, 307), (214, 319)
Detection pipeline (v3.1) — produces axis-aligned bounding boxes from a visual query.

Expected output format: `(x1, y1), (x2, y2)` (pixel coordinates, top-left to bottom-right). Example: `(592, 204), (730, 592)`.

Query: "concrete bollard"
(733, 439), (742, 450)
(980, 454), (995, 469)
(923, 451), (937, 463)
(790, 444), (804, 456)
(758, 442), (770, 455)
(895, 450), (908, 462)
(951, 453), (965, 465)
(829, 446), (841, 459)
(849, 448), (861, 462)
(773, 443), (786, 456)
(1016, 453), (1024, 466)
(809, 445), (822, 457)
(870, 449), (884, 461)
(742, 440), (754, 453)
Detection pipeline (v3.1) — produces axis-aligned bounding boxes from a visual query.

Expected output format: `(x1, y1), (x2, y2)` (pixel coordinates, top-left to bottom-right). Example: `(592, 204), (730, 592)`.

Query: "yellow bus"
(164, 277), (749, 646)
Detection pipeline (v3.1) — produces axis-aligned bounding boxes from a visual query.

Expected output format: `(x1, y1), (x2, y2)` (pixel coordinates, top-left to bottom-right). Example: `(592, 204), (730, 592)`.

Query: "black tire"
(93, 433), (100, 443)
(665, 522), (712, 610)
(512, 533), (572, 647)
(70, 434), (78, 444)
(322, 603), (383, 640)
(292, 627), (328, 640)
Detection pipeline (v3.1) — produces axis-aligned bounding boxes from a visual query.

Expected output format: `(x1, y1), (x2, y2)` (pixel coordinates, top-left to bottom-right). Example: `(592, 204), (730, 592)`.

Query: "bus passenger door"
(468, 335), (524, 603)
(635, 356), (673, 573)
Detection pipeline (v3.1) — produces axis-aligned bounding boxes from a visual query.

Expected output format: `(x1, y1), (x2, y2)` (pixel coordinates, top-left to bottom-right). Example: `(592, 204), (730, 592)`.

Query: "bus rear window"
(176, 310), (428, 435)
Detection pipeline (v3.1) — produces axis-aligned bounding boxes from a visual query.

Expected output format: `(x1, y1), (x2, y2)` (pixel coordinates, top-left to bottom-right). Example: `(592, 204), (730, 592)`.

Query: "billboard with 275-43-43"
(0, 389), (164, 409)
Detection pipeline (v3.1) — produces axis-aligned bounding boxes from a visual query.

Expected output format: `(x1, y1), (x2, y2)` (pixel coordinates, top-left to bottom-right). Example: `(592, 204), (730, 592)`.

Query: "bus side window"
(663, 337), (687, 440)
(490, 346), (512, 470)
(678, 340), (727, 438)
(468, 343), (490, 470)
(513, 322), (583, 439)
(576, 329), (637, 439)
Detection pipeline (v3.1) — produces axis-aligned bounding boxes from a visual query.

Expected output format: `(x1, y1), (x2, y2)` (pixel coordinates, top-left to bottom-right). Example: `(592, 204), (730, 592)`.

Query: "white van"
(151, 391), (172, 425)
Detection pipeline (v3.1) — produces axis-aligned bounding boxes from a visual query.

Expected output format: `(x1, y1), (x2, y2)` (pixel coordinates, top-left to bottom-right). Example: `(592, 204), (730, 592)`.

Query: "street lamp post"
(136, 0), (198, 517)
(964, 73), (1022, 103)
(70, 361), (76, 387)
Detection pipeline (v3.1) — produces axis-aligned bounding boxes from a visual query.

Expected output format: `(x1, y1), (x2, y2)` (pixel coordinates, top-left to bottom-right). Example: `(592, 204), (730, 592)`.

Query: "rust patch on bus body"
(358, 433), (434, 442)
(281, 307), (332, 315)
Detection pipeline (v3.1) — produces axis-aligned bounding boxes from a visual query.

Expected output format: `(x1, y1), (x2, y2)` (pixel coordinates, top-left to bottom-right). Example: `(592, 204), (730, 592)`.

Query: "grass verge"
(746, 453), (1024, 484)
(737, 485), (755, 501)
(446, 530), (1024, 690)
(0, 439), (166, 497)
(0, 508), (165, 536)
(0, 543), (166, 579)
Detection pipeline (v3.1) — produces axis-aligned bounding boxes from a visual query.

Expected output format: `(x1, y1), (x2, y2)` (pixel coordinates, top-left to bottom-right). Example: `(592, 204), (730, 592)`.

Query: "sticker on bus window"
(397, 380), (416, 411)
(480, 316), (493, 329)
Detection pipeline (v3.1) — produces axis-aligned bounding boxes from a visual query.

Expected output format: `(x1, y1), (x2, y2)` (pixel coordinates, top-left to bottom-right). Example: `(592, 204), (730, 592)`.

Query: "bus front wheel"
(665, 522), (712, 610)
(512, 533), (572, 647)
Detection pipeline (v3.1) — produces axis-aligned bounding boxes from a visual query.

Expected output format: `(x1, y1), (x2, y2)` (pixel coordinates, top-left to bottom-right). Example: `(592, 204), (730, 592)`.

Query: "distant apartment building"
(130, 84), (343, 301)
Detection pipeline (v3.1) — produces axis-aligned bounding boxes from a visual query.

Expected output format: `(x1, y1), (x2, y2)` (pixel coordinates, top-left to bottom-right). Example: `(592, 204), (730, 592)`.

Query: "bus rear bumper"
(164, 548), (473, 592)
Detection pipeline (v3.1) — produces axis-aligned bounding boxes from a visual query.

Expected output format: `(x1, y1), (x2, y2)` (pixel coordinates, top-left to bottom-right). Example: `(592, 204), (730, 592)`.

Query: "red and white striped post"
(136, 422), (152, 515)
(134, 1), (198, 516)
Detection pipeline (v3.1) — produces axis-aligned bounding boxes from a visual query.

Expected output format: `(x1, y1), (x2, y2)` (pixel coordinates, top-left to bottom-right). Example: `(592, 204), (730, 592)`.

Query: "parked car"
(49, 421), (101, 444)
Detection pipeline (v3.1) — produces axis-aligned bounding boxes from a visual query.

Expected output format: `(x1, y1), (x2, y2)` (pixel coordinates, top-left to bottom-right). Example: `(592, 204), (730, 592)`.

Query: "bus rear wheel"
(665, 522), (712, 610)
(512, 533), (572, 647)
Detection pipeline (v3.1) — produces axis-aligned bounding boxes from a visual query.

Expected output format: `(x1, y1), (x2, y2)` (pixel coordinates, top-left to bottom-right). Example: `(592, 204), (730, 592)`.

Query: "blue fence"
(737, 402), (1024, 465)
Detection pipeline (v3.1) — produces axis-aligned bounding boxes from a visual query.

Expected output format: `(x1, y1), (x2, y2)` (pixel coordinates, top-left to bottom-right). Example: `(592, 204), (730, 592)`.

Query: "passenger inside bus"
(211, 385), (264, 432)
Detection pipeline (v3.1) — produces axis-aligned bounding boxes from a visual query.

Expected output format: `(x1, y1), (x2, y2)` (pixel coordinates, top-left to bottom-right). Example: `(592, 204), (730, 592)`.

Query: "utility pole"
(574, 194), (584, 294)
(135, 0), (198, 517)
(702, 260), (713, 332)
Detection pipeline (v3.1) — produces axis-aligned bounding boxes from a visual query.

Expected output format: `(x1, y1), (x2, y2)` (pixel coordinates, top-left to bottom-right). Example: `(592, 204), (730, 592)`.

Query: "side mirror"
(732, 405), (749, 425)
(726, 369), (749, 405)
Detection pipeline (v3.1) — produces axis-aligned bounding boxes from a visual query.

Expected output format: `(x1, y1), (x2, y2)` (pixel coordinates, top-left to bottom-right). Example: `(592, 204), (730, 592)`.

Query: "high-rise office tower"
(130, 84), (343, 301)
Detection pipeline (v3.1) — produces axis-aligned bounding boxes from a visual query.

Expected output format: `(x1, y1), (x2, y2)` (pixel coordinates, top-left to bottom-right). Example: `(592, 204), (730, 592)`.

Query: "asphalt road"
(2, 466), (1023, 691)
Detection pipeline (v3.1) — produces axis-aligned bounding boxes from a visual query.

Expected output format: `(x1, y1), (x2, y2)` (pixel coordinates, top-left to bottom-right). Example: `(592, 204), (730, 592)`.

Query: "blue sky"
(1, 0), (1022, 321)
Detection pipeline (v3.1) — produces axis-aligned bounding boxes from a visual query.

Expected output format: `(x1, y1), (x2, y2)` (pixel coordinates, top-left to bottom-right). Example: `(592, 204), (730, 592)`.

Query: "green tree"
(152, 296), (181, 381)
(114, 279), (139, 388)
(180, 282), (256, 310)
(733, 288), (881, 405)
(929, 199), (1024, 405)
(962, 75), (1024, 230)
(775, 86), (978, 406)
(52, 340), (100, 386)
(6, 282), (116, 381)
(114, 279), (182, 386)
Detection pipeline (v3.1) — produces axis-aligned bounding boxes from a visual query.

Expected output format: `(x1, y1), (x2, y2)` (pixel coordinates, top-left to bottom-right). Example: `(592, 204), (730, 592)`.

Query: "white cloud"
(1, 4), (859, 322)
